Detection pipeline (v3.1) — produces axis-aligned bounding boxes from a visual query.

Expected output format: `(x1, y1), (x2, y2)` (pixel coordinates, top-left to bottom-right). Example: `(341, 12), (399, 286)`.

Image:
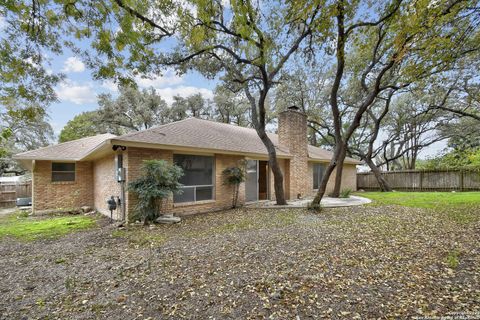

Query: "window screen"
(313, 163), (326, 189)
(173, 155), (214, 203)
(52, 162), (76, 182)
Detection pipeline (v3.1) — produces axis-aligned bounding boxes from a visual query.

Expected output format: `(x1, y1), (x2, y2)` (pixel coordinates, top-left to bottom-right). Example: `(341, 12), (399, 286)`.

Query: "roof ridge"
(15, 133), (116, 156)
(115, 118), (196, 140)
(194, 118), (257, 131)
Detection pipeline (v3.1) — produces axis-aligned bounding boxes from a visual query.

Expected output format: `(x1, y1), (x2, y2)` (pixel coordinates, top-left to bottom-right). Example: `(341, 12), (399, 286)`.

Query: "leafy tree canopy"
(58, 111), (106, 142)
(97, 86), (170, 133)
(0, 104), (53, 175)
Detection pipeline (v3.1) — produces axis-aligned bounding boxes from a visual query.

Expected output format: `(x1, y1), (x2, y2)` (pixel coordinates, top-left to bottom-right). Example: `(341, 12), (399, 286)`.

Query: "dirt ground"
(0, 205), (479, 319)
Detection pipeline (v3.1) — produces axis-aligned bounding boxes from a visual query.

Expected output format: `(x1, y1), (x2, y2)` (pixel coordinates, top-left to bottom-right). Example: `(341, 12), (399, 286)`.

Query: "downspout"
(31, 160), (36, 214)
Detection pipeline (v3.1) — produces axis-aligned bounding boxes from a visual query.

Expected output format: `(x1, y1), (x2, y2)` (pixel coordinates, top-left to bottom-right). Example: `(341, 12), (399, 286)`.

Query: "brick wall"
(335, 164), (357, 192)
(268, 158), (290, 200)
(124, 147), (173, 222)
(123, 147), (246, 220)
(32, 160), (93, 213)
(278, 108), (309, 199)
(93, 154), (122, 217)
(307, 162), (357, 196)
(31, 151), (357, 216)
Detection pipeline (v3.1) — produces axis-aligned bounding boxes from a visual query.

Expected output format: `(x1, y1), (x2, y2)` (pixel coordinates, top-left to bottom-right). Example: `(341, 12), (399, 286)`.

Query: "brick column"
(278, 106), (309, 199)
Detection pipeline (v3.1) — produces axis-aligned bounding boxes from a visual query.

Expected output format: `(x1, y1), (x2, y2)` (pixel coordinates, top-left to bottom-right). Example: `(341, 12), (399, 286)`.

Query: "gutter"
(109, 139), (294, 159)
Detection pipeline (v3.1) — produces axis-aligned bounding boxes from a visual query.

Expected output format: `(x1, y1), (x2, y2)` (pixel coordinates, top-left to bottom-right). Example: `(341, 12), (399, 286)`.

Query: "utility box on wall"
(117, 167), (126, 182)
(115, 154), (125, 182)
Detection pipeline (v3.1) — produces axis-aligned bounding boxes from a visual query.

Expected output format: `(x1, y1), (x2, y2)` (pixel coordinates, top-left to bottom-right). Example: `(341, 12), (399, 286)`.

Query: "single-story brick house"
(14, 107), (361, 220)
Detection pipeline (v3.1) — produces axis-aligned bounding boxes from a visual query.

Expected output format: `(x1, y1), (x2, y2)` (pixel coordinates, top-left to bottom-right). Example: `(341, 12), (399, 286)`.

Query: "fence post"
(419, 170), (424, 191)
(460, 170), (464, 192)
(358, 169), (479, 191)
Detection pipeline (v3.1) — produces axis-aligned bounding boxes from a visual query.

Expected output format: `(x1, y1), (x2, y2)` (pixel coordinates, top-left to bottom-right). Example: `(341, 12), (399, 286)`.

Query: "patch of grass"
(16, 210), (30, 218)
(64, 276), (76, 291)
(357, 191), (480, 209)
(339, 188), (352, 198)
(0, 212), (96, 241)
(185, 209), (299, 238)
(446, 249), (460, 269)
(112, 229), (166, 246)
(35, 298), (46, 309)
(441, 206), (479, 225)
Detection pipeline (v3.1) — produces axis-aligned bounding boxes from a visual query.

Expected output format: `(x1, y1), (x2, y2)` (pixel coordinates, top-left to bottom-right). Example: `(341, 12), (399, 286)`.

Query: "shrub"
(340, 188), (352, 198)
(223, 164), (246, 208)
(128, 160), (183, 225)
(446, 249), (460, 269)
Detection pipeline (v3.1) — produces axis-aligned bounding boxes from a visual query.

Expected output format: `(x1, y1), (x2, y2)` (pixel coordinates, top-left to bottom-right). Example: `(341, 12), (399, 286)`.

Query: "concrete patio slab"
(245, 195), (371, 209)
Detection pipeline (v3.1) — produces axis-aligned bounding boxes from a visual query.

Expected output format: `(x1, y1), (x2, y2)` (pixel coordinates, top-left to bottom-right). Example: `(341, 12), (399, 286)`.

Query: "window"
(313, 163), (326, 189)
(173, 154), (214, 203)
(52, 162), (75, 182)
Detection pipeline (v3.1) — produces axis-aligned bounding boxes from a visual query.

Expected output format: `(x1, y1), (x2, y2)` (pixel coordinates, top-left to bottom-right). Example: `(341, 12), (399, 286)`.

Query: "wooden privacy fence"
(0, 182), (32, 208)
(357, 169), (480, 191)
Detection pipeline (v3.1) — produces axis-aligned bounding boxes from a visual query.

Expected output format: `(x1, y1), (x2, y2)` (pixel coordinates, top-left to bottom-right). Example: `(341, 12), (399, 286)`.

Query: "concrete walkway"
(245, 195), (371, 209)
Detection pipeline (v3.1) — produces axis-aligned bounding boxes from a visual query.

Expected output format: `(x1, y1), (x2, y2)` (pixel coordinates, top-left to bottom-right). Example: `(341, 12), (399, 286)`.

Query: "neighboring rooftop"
(14, 118), (361, 164)
(14, 133), (116, 161)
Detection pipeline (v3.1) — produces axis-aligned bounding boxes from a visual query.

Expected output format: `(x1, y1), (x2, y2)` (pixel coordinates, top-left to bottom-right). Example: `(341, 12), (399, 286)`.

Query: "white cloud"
(132, 71), (213, 104)
(134, 71), (183, 89)
(155, 86), (213, 104)
(62, 56), (85, 73)
(56, 80), (96, 105)
(101, 80), (119, 93)
(50, 122), (65, 137)
(97, 73), (212, 105)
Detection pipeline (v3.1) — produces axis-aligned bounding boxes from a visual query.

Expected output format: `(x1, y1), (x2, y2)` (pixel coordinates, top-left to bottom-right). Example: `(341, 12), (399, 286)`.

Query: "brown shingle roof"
(114, 118), (291, 157)
(14, 118), (361, 164)
(114, 118), (361, 164)
(14, 133), (116, 161)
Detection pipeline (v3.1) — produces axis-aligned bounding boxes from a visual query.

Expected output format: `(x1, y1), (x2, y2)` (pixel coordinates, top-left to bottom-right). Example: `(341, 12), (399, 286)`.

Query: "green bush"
(128, 160), (183, 225)
(223, 164), (246, 208)
(340, 188), (352, 198)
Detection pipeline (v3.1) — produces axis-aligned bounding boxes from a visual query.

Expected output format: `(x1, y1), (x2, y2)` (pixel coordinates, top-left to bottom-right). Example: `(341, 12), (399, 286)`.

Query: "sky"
(48, 49), (217, 136)
(48, 48), (447, 159)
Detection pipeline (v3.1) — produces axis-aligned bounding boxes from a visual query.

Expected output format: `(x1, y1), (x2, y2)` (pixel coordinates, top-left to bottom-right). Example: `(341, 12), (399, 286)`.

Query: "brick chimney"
(278, 106), (308, 199)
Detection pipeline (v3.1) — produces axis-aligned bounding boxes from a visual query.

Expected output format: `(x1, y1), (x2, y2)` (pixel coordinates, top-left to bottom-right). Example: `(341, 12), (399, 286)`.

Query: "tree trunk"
(232, 184), (237, 208)
(244, 87), (287, 205)
(365, 158), (392, 192)
(331, 147), (346, 197)
(312, 2), (345, 206)
(311, 145), (345, 207)
(311, 160), (337, 209)
(269, 153), (287, 205)
(256, 126), (287, 205)
(233, 183), (240, 208)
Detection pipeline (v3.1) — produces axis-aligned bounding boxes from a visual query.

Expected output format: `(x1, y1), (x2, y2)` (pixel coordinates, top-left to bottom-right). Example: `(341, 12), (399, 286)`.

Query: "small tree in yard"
(128, 160), (183, 225)
(223, 165), (246, 209)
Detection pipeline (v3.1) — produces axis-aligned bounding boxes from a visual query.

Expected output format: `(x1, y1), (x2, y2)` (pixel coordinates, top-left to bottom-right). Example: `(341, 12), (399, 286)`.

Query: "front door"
(245, 160), (258, 202)
(258, 161), (268, 200)
(245, 160), (269, 202)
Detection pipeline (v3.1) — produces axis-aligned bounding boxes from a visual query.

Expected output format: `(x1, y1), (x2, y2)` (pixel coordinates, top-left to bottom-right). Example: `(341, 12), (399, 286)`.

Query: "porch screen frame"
(173, 154), (215, 203)
(313, 163), (327, 190)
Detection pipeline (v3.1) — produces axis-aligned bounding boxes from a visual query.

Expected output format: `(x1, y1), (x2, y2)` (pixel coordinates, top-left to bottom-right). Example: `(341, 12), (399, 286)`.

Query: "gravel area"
(1, 205), (479, 319)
